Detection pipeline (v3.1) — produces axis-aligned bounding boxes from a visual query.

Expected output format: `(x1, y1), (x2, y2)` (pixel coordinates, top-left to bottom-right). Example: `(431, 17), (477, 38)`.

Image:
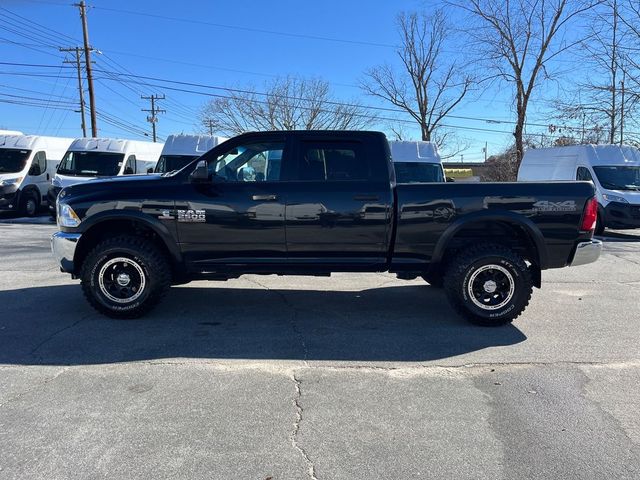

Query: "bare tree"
(199, 76), (373, 135)
(552, 0), (638, 144)
(451, 0), (601, 165)
(361, 9), (473, 147)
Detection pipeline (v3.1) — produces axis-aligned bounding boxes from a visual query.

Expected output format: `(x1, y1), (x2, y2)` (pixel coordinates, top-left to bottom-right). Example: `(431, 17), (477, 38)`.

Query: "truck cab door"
(284, 138), (393, 269)
(175, 135), (290, 271)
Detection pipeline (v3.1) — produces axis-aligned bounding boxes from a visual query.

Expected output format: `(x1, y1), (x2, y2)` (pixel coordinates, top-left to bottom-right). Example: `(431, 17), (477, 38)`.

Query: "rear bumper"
(602, 202), (640, 229)
(569, 239), (602, 267)
(51, 231), (81, 273)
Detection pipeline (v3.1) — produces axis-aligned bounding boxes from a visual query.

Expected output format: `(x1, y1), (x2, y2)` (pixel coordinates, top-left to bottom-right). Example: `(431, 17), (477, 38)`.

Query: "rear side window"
(576, 166), (593, 182)
(296, 141), (368, 181)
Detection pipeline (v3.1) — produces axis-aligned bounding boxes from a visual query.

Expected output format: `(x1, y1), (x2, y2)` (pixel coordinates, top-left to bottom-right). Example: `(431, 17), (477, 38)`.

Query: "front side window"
(297, 141), (368, 181)
(593, 166), (640, 191)
(576, 167), (593, 182)
(208, 141), (284, 182)
(57, 151), (125, 177)
(30, 151), (47, 176)
(0, 149), (31, 174)
(124, 155), (137, 175)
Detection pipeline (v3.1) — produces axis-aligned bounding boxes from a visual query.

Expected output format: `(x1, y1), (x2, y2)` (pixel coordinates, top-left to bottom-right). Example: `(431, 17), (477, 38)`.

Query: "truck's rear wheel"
(80, 236), (171, 319)
(444, 244), (532, 326)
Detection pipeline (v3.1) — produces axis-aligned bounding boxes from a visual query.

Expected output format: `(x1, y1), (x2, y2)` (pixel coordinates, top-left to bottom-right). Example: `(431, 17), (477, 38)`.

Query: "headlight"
(602, 194), (628, 204)
(57, 202), (81, 227)
(0, 177), (24, 187)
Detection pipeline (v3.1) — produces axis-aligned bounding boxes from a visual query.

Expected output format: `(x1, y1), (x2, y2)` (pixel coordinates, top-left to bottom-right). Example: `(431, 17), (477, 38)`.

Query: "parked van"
(49, 138), (163, 215)
(0, 134), (74, 216)
(0, 130), (24, 136)
(155, 134), (227, 174)
(389, 140), (445, 183)
(518, 145), (640, 233)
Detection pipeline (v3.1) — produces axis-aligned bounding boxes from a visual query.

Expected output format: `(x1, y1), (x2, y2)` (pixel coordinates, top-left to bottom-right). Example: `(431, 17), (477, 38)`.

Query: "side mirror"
(147, 168), (154, 174)
(189, 160), (210, 183)
(446, 176), (455, 183)
(123, 167), (134, 175)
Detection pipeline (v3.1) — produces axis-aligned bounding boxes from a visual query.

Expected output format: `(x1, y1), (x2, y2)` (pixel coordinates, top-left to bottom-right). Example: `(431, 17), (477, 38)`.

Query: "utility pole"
(60, 47), (87, 137)
(75, 1), (97, 137)
(620, 72), (626, 146)
(141, 94), (166, 142)
(206, 119), (214, 136)
(483, 142), (488, 162)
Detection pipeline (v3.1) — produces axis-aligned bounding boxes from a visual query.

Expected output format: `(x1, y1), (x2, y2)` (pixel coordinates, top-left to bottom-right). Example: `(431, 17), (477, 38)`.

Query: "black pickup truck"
(51, 130), (602, 326)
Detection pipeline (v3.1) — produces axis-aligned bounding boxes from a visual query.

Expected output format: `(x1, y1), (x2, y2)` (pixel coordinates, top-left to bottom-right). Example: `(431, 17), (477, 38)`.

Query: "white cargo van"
(389, 140), (445, 183)
(155, 134), (227, 174)
(0, 135), (74, 216)
(49, 138), (163, 215)
(518, 145), (640, 233)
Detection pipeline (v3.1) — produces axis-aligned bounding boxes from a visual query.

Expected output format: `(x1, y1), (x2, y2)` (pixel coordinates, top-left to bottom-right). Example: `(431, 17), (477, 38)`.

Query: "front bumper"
(0, 186), (18, 211)
(569, 239), (603, 267)
(51, 231), (81, 273)
(603, 202), (640, 229)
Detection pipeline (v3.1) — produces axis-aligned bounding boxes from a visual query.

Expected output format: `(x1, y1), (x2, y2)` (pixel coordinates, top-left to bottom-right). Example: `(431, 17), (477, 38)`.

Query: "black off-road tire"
(20, 190), (39, 217)
(80, 235), (171, 319)
(443, 244), (533, 327)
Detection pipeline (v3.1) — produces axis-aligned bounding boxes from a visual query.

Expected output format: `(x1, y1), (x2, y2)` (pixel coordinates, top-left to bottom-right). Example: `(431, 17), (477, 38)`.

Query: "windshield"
(394, 162), (444, 183)
(593, 166), (640, 191)
(0, 149), (31, 174)
(155, 154), (198, 174)
(57, 151), (125, 177)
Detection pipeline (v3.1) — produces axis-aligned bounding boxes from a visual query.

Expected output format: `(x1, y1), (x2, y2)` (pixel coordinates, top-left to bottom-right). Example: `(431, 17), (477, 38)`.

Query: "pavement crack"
(245, 277), (310, 366)
(0, 367), (68, 409)
(290, 372), (318, 480)
(29, 316), (89, 360)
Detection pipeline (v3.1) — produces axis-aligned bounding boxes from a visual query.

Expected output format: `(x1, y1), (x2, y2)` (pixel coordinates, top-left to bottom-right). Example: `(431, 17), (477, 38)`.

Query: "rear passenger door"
(284, 138), (393, 269)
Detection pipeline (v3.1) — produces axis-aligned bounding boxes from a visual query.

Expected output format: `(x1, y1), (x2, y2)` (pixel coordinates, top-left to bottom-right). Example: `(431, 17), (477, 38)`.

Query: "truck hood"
(54, 173), (159, 189)
(59, 173), (167, 200)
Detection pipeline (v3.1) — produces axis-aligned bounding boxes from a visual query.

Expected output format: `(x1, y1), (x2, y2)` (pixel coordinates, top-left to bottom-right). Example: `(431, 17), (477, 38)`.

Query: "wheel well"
(434, 220), (542, 287)
(73, 219), (177, 278)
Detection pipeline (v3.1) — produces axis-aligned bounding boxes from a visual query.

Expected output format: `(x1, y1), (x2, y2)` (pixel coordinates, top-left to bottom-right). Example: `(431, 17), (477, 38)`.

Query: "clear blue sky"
(0, 0), (567, 162)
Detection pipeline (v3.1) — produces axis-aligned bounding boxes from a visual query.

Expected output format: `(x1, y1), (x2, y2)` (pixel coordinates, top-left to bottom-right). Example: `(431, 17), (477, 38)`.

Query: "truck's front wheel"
(444, 244), (532, 326)
(80, 236), (171, 319)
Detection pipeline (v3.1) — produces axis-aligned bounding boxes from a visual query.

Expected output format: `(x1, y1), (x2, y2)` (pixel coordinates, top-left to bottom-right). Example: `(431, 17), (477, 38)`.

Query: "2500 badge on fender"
(51, 130), (602, 326)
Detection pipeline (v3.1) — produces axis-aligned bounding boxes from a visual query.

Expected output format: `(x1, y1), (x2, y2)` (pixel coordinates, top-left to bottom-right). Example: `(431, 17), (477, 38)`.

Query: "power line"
(90, 5), (396, 49)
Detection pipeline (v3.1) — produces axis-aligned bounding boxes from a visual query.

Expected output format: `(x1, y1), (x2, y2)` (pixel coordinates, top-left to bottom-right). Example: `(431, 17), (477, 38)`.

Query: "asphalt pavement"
(0, 212), (639, 479)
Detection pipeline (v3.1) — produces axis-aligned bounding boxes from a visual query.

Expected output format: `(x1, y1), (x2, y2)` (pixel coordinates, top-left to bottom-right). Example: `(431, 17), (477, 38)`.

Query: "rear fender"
(430, 210), (548, 270)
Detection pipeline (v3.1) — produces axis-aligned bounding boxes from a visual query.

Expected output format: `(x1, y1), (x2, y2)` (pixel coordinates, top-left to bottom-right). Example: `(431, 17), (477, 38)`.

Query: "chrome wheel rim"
(98, 257), (146, 304)
(467, 264), (515, 311)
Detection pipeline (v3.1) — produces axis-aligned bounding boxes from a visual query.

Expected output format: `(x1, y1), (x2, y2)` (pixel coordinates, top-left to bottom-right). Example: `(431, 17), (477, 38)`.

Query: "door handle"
(353, 194), (379, 201)
(251, 194), (278, 201)
(47, 173), (50, 180)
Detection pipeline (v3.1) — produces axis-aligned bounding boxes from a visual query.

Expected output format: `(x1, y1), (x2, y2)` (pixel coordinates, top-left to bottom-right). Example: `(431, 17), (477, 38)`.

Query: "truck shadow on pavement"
(0, 283), (526, 365)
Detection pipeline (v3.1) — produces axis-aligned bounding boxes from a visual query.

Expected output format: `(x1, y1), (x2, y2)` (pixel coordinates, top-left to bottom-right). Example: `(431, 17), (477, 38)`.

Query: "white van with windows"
(155, 134), (227, 174)
(389, 140), (445, 183)
(0, 134), (74, 216)
(49, 138), (163, 215)
(518, 145), (640, 234)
